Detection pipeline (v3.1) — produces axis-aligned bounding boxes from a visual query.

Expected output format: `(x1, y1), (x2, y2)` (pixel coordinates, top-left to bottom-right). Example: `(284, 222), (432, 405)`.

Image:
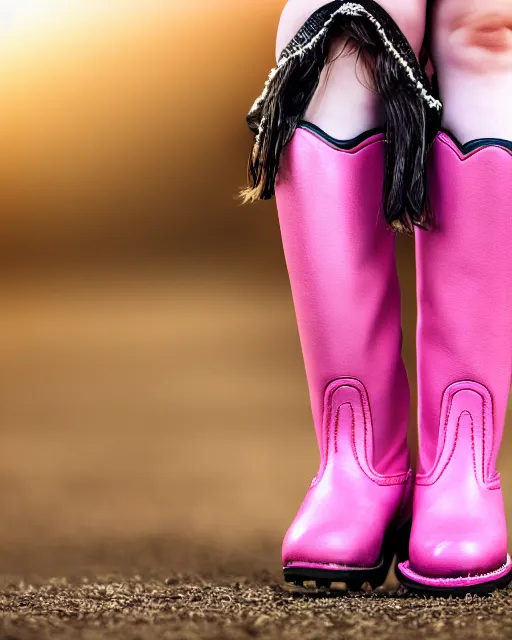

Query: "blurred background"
(0, 0), (510, 582)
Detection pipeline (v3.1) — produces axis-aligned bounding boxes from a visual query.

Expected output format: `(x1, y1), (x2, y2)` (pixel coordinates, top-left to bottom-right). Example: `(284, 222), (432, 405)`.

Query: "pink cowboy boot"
(276, 123), (412, 589)
(241, 1), (441, 589)
(396, 132), (512, 595)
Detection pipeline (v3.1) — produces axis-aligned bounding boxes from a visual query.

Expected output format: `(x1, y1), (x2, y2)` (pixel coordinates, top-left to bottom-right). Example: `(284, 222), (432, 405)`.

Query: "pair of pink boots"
(276, 123), (512, 596)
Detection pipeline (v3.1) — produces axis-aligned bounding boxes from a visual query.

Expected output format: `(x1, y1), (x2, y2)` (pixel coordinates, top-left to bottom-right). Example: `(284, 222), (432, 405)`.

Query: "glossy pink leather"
(275, 127), (411, 569)
(407, 133), (512, 582)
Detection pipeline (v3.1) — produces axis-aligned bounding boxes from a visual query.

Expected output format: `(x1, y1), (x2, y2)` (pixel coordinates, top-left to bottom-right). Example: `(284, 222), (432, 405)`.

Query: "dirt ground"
(0, 267), (511, 639)
(2, 576), (512, 640)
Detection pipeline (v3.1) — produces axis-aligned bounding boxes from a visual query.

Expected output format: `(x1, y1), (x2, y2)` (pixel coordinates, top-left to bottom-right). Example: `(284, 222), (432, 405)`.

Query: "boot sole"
(395, 558), (512, 597)
(283, 521), (411, 591)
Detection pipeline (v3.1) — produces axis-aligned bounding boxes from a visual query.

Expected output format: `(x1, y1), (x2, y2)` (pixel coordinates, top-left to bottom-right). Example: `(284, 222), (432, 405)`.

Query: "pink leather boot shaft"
(398, 133), (512, 589)
(416, 134), (512, 478)
(275, 126), (411, 573)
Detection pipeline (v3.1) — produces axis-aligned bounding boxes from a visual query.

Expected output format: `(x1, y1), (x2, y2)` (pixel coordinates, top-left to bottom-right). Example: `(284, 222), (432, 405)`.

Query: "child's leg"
(276, 0), (428, 140)
(245, 0), (439, 230)
(432, 0), (512, 141)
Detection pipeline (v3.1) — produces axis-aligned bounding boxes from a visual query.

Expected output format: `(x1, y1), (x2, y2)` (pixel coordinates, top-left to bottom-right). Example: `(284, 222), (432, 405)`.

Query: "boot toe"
(410, 532), (508, 578)
(282, 520), (384, 569)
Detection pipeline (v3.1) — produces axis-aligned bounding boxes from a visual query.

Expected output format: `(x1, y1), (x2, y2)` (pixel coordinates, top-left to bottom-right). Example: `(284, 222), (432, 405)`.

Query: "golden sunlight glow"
(0, 0), (267, 35)
(0, 0), (281, 234)
(0, 1), (178, 69)
(1, 1), (103, 31)
(1, 1), (156, 35)
(0, 0), (274, 52)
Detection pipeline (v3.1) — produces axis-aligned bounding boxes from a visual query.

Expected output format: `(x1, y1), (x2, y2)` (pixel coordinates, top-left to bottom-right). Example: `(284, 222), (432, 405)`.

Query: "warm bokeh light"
(0, 1), (153, 45)
(0, 0), (282, 266)
(1, 1), (196, 34)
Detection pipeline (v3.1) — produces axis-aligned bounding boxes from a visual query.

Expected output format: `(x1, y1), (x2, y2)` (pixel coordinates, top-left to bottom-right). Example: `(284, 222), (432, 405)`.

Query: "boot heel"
(395, 520), (411, 565)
